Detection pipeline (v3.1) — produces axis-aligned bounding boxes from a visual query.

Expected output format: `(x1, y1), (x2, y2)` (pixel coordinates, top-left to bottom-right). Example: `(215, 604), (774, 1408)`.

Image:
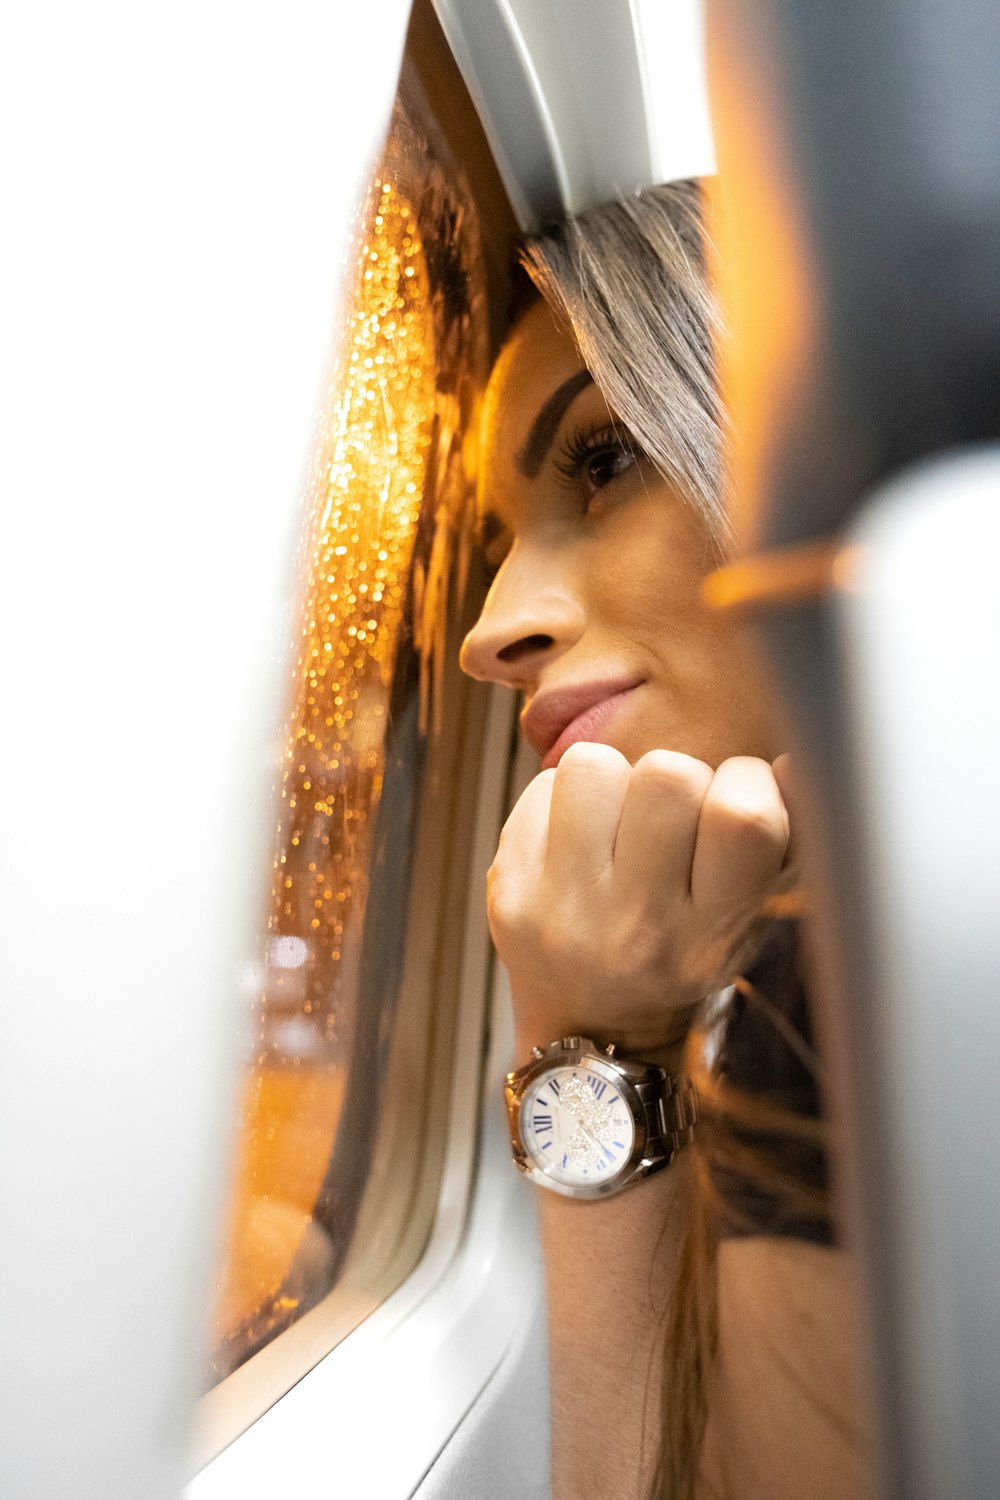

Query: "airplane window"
(204, 93), (491, 1389)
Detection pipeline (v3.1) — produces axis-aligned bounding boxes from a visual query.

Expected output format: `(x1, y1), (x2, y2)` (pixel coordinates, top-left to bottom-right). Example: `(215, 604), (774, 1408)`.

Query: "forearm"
(516, 1027), (691, 1500)
(538, 1159), (685, 1500)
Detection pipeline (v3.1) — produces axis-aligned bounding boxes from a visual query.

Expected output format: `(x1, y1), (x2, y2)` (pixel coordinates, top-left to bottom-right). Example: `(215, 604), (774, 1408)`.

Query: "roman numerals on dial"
(521, 1064), (636, 1186)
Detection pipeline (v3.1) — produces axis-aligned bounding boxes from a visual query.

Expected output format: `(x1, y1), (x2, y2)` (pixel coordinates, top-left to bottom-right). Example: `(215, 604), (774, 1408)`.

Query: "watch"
(504, 1035), (698, 1199)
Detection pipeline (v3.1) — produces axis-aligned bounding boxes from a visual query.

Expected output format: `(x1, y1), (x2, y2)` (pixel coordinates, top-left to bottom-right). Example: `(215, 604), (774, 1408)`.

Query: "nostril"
(496, 633), (553, 665)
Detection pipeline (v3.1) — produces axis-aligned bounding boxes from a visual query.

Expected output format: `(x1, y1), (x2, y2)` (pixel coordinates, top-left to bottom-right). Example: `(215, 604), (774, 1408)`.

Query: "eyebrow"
(515, 367), (594, 479)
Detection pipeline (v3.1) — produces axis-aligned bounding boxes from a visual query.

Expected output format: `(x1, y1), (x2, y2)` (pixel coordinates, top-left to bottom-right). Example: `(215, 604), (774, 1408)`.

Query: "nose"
(459, 542), (585, 687)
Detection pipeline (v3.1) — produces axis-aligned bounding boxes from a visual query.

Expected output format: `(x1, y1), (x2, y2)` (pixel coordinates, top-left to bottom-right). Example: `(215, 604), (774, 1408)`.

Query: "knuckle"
(486, 868), (520, 932)
(709, 758), (786, 834)
(531, 766), (558, 794)
(715, 797), (785, 844)
(502, 769), (555, 835)
(556, 740), (630, 779)
(712, 754), (776, 795)
(632, 747), (682, 778)
(632, 748), (712, 794)
(488, 867), (553, 947)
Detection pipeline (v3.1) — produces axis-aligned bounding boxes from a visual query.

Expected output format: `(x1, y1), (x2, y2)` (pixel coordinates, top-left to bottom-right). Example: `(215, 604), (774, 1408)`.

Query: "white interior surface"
(635, 0), (716, 183)
(0, 4), (411, 1496)
(410, 1216), (550, 1500)
(836, 447), (1000, 1500)
(505, 0), (654, 216)
(432, 0), (713, 229)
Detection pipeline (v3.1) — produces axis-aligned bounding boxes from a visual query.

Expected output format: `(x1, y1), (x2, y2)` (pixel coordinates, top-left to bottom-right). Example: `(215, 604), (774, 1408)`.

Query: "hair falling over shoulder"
(654, 979), (830, 1500)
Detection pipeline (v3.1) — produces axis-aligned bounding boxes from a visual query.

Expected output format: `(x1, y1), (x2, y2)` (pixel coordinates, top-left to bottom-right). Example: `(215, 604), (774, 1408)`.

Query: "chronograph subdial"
(520, 1064), (638, 1189)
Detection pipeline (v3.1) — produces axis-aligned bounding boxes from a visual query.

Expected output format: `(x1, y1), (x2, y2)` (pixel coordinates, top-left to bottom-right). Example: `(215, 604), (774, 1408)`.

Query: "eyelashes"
(474, 419), (646, 583)
(553, 420), (643, 497)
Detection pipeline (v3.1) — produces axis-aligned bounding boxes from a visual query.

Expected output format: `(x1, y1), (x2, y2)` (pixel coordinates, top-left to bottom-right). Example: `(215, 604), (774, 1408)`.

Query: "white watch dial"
(520, 1063), (637, 1188)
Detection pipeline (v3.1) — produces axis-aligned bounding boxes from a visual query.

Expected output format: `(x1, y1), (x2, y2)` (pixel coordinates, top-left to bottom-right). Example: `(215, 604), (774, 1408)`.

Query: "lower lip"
(541, 686), (641, 770)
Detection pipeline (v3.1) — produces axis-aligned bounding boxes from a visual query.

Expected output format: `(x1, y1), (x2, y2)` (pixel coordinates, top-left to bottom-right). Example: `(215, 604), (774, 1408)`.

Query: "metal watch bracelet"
(506, 1036), (699, 1199)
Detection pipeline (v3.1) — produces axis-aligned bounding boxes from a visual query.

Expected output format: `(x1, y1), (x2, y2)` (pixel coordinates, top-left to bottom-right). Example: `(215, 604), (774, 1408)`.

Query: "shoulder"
(699, 1238), (875, 1500)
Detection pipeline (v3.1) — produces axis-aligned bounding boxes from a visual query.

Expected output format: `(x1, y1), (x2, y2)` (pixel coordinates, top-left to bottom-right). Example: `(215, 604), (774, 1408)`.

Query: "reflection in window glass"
(206, 98), (488, 1383)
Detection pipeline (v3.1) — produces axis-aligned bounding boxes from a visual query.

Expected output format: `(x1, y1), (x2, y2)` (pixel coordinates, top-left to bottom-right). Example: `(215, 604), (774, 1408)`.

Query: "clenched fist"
(488, 742), (791, 1059)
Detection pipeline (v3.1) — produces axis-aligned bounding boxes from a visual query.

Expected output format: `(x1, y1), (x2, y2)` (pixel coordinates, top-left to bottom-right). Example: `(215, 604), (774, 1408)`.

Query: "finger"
(488, 770), (555, 944)
(612, 749), (714, 906)
(768, 752), (810, 914)
(494, 767), (555, 880)
(690, 756), (790, 914)
(545, 740), (631, 891)
(771, 752), (799, 871)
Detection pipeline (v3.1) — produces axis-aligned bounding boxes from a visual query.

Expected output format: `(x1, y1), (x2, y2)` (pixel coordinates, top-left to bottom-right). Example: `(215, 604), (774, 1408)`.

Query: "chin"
(621, 728), (718, 770)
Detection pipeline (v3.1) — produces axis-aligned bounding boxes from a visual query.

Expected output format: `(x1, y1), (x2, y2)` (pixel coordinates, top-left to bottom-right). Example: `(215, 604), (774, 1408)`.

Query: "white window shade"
(432, 0), (715, 229)
(0, 4), (412, 1498)
(635, 0), (717, 185)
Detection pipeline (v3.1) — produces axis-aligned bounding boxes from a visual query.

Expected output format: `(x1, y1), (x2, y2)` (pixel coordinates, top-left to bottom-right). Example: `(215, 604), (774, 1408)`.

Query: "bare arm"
(492, 742), (792, 1498)
(534, 1150), (683, 1499)
(512, 1019), (690, 1500)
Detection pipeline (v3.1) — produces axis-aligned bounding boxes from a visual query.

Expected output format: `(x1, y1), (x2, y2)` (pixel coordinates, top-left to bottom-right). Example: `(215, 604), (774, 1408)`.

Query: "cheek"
(586, 508), (777, 759)
(590, 504), (710, 641)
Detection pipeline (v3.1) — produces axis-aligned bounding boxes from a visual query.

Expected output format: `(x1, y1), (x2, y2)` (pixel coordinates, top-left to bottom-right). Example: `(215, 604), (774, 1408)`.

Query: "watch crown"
(561, 1034), (581, 1050)
(531, 1045), (544, 1059)
(605, 1043), (617, 1058)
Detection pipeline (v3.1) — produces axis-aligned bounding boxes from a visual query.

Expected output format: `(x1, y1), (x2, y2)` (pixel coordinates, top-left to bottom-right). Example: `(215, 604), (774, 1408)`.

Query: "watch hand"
(566, 1115), (612, 1165)
(560, 1097), (613, 1142)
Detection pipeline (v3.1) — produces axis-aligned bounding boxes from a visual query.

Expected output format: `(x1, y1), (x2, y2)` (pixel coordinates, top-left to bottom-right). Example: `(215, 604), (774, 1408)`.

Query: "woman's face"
(460, 298), (779, 770)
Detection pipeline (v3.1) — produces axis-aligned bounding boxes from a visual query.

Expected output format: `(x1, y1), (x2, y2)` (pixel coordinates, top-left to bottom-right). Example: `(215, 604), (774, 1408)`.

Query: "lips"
(521, 677), (643, 769)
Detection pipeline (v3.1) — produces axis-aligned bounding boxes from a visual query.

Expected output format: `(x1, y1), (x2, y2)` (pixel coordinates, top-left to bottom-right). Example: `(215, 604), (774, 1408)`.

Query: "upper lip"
(520, 675), (643, 761)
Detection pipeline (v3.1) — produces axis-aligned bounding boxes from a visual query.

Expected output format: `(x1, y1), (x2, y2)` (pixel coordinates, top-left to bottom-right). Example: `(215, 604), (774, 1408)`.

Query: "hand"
(488, 742), (791, 1058)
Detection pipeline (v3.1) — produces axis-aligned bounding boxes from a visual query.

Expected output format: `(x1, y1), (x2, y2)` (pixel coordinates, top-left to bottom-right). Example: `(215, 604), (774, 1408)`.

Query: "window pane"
(205, 94), (489, 1385)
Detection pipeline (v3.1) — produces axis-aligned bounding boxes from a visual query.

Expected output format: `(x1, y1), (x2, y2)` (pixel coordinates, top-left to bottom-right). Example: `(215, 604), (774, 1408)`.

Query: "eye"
(582, 442), (633, 490)
(554, 422), (641, 502)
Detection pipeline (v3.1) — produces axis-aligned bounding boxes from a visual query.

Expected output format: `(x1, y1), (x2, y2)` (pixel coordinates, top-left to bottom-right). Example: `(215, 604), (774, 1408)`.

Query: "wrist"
(505, 1032), (699, 1200)
(513, 1003), (699, 1075)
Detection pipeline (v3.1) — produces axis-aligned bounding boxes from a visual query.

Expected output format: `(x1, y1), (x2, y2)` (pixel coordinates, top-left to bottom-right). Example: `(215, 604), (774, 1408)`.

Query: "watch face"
(519, 1060), (638, 1190)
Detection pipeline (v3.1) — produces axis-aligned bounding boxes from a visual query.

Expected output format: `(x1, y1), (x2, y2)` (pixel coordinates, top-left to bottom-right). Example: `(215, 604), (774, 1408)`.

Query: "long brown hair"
(661, 965), (829, 1499)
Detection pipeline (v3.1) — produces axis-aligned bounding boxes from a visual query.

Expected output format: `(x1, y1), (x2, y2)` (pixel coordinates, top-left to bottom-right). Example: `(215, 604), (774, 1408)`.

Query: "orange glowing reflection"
(208, 171), (438, 1379)
(705, 8), (819, 547)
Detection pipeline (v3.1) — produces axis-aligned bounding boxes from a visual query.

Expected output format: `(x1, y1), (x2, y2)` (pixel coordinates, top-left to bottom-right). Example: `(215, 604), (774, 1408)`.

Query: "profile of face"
(460, 298), (779, 771)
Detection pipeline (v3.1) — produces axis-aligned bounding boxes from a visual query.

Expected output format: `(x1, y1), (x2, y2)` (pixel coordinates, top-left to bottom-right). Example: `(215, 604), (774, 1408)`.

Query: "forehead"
(488, 298), (585, 423)
(479, 300), (591, 518)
